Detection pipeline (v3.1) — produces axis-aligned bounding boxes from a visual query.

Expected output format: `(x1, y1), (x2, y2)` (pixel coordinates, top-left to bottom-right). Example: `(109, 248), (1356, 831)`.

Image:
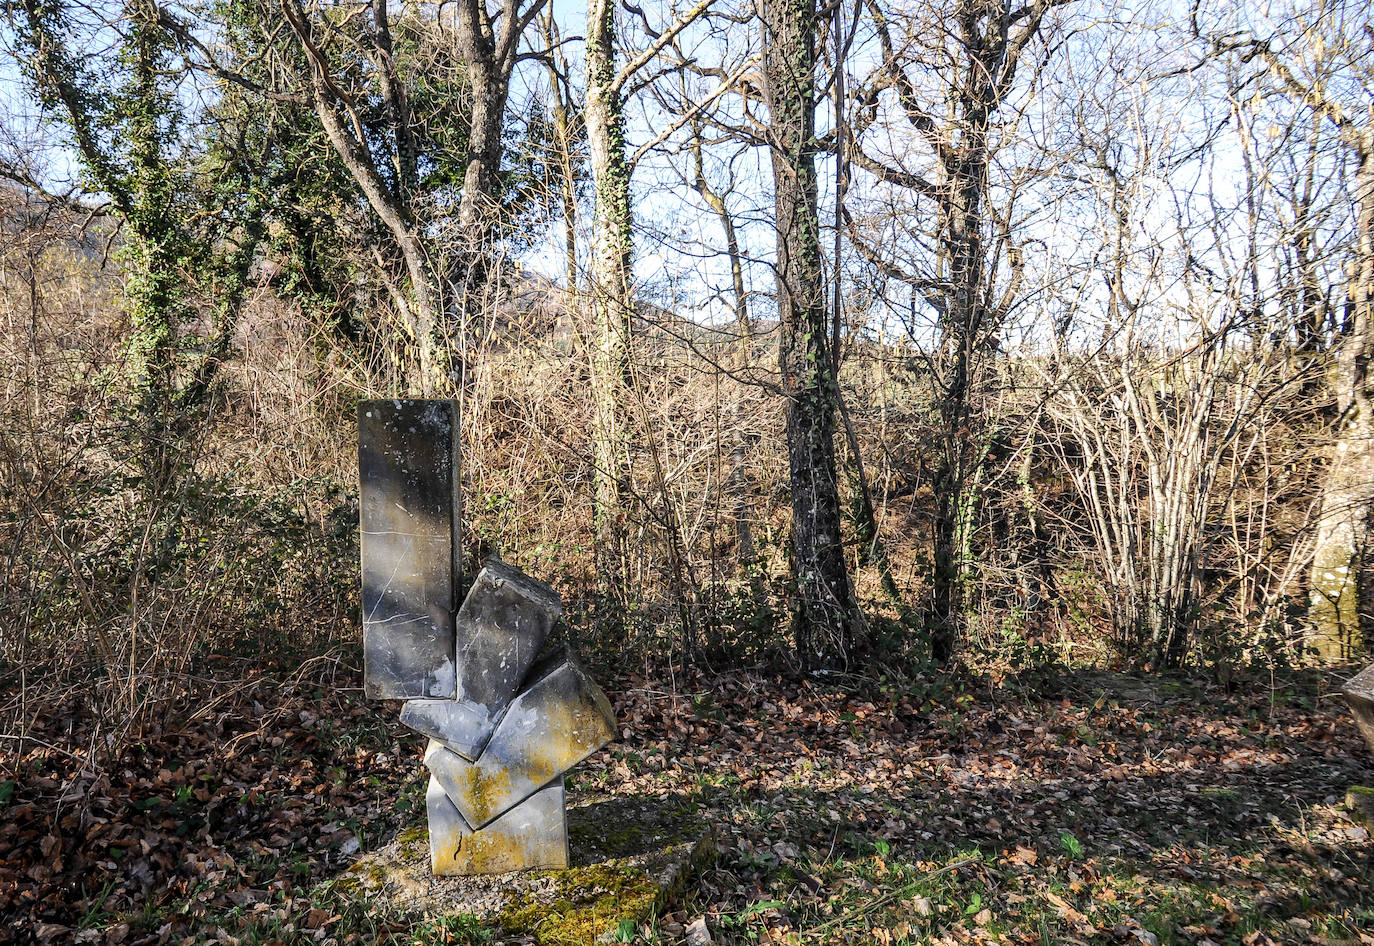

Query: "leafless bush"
(0, 200), (361, 760)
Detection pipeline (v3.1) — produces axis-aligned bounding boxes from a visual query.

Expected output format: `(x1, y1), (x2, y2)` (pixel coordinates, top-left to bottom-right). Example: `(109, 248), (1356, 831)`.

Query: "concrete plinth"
(345, 794), (713, 945)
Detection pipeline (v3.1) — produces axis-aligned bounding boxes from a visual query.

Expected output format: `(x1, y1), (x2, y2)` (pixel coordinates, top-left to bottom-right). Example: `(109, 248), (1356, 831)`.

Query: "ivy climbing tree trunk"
(584, 0), (633, 599)
(12, 0), (261, 500)
(122, 0), (182, 495)
(761, 0), (864, 669)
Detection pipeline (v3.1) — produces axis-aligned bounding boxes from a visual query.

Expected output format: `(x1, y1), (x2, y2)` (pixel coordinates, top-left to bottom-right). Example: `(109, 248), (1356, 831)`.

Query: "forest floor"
(2, 655), (1372, 946)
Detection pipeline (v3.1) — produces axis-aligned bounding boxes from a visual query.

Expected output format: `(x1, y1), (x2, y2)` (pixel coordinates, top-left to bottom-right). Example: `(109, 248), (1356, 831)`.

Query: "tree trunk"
(928, 119), (989, 662)
(584, 0), (633, 598)
(282, 0), (446, 393)
(453, 0), (512, 304)
(762, 0), (863, 669)
(1309, 131), (1374, 659)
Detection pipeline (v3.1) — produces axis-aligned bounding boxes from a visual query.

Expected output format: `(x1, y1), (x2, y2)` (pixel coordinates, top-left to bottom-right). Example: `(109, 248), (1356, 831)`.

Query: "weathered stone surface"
(359, 399), (460, 700)
(454, 560), (561, 718)
(427, 776), (568, 876)
(400, 699), (494, 761)
(424, 655), (616, 828)
(1342, 662), (1374, 753)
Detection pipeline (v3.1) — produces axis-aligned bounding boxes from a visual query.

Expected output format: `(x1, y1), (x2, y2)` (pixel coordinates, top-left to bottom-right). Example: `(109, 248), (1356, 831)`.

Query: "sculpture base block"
(344, 793), (713, 943)
(427, 776), (568, 876)
(1347, 786), (1374, 828)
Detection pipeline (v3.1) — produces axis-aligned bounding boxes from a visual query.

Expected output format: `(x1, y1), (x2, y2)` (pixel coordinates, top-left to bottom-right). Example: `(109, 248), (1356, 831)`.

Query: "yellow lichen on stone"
(460, 760), (515, 824)
(429, 777), (568, 876)
(429, 819), (567, 875)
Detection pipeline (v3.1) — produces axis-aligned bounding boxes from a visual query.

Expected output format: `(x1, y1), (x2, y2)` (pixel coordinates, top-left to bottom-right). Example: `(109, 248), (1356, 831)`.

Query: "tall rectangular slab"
(454, 560), (562, 717)
(424, 654), (616, 829)
(359, 399), (461, 700)
(427, 775), (568, 875)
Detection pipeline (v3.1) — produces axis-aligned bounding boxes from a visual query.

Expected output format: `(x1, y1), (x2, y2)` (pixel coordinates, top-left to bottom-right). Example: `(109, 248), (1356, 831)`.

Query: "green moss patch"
(495, 863), (660, 944)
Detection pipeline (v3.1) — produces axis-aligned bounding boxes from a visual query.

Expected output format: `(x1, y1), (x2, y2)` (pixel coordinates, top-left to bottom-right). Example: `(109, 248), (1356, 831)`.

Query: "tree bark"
(584, 0), (634, 598)
(925, 0), (999, 664)
(762, 0), (863, 669)
(580, 0), (713, 598)
(282, 0), (445, 392)
(453, 0), (528, 302)
(1309, 131), (1374, 659)
(542, 13), (580, 297)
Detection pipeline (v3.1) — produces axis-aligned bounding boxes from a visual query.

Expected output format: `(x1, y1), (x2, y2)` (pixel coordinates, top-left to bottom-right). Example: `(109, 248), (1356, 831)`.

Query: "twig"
(801, 856), (980, 938)
(0, 733), (92, 767)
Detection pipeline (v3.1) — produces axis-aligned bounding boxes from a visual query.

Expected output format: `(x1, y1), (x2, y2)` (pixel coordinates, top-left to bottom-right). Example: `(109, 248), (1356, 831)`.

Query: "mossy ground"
(397, 824), (428, 859)
(494, 863), (661, 944)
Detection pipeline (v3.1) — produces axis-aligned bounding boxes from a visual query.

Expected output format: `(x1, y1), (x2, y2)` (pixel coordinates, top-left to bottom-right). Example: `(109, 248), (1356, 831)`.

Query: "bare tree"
(760, 0), (865, 668)
(538, 10), (582, 298)
(280, 0), (547, 393)
(1207, 0), (1374, 658)
(452, 0), (549, 299)
(581, 0), (713, 600)
(842, 0), (1065, 660)
(9, 0), (264, 497)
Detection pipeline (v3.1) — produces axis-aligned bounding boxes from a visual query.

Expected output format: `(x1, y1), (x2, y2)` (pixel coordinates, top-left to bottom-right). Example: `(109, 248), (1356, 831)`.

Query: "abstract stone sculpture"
(359, 399), (616, 875)
(1343, 662), (1374, 753)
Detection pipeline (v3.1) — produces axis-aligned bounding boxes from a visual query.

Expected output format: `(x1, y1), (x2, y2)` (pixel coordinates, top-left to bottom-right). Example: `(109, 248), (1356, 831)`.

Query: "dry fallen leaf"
(685, 915), (713, 946)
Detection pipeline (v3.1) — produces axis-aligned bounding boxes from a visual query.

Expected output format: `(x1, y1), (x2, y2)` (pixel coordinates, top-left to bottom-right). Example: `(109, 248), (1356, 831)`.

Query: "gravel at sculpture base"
(359, 403), (616, 875)
(344, 794), (714, 941)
